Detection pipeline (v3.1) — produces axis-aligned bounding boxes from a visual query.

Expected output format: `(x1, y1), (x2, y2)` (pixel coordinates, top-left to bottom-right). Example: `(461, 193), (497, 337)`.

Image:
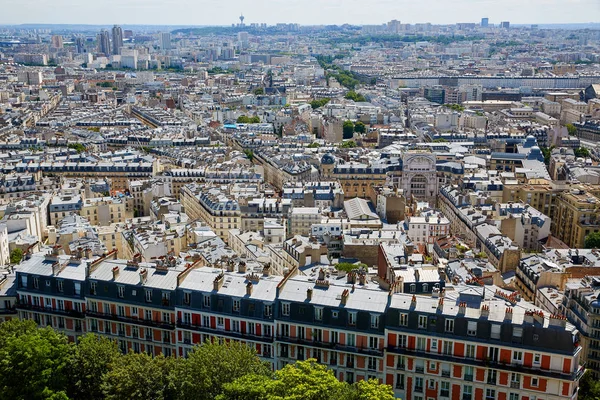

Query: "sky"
(1, 0), (599, 26)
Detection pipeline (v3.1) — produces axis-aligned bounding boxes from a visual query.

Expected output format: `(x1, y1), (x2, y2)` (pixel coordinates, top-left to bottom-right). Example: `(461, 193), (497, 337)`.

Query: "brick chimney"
(213, 272), (225, 291)
(307, 288), (313, 301)
(112, 266), (120, 280)
(341, 289), (349, 305)
(246, 281), (253, 296)
(139, 268), (148, 285)
(239, 262), (247, 273)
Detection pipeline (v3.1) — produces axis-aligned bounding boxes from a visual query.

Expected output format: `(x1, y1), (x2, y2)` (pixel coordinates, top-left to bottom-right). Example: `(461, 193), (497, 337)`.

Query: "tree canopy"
(310, 98), (330, 109)
(236, 115), (260, 124)
(574, 147), (591, 158)
(9, 248), (23, 264)
(585, 232), (600, 249)
(343, 120), (354, 139)
(354, 121), (366, 134)
(345, 90), (366, 102)
(566, 123), (578, 136)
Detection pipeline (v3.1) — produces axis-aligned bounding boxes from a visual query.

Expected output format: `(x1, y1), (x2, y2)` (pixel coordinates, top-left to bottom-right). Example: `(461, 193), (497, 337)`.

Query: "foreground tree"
(101, 352), (175, 400)
(0, 320), (72, 400)
(68, 334), (120, 400)
(585, 232), (600, 249)
(169, 340), (271, 400)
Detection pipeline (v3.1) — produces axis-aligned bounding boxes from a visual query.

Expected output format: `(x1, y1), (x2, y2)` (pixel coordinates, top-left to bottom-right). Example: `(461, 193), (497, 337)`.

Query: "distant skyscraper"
(97, 30), (111, 55)
(481, 18), (489, 28)
(501, 21), (510, 29)
(239, 14), (245, 27)
(123, 29), (133, 39)
(75, 36), (86, 54)
(388, 19), (401, 33)
(237, 31), (249, 49)
(159, 32), (172, 50)
(50, 35), (63, 49)
(111, 25), (123, 55)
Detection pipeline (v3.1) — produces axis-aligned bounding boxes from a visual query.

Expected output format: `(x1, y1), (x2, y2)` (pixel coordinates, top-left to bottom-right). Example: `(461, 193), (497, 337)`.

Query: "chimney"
(414, 269), (420, 282)
(307, 288), (313, 301)
(505, 307), (513, 322)
(238, 262), (247, 273)
(481, 304), (489, 318)
(133, 253), (142, 263)
(458, 301), (466, 314)
(139, 268), (148, 285)
(437, 297), (444, 312)
(341, 289), (349, 305)
(246, 281), (253, 296)
(112, 266), (120, 280)
(318, 268), (325, 280)
(411, 294), (417, 307)
(262, 264), (271, 277)
(347, 271), (356, 284)
(533, 310), (544, 325)
(85, 247), (93, 259)
(524, 310), (534, 324)
(227, 261), (235, 272)
(51, 261), (61, 275)
(76, 247), (84, 259)
(549, 314), (567, 328)
(213, 272), (224, 291)
(359, 272), (366, 285)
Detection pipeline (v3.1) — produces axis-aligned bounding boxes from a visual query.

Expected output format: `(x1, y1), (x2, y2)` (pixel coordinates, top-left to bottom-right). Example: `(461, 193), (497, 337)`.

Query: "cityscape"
(0, 5), (600, 400)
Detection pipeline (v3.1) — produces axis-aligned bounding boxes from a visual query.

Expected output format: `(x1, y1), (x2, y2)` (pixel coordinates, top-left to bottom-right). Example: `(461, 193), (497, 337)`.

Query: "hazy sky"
(1, 0), (599, 26)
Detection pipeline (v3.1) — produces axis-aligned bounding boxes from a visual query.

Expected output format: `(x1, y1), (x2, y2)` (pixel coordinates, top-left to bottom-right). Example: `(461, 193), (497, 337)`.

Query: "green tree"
(442, 104), (465, 112)
(585, 232), (600, 249)
(68, 334), (120, 400)
(566, 123), (578, 136)
(350, 379), (395, 400)
(244, 149), (254, 161)
(0, 320), (72, 400)
(574, 147), (591, 158)
(169, 341), (270, 400)
(579, 370), (600, 400)
(341, 140), (357, 148)
(343, 120), (354, 139)
(345, 90), (366, 102)
(433, 138), (449, 143)
(310, 98), (330, 109)
(9, 248), (23, 264)
(101, 352), (175, 400)
(236, 115), (250, 123)
(335, 262), (367, 272)
(307, 142), (321, 148)
(67, 143), (86, 153)
(354, 121), (366, 134)
(253, 88), (264, 95)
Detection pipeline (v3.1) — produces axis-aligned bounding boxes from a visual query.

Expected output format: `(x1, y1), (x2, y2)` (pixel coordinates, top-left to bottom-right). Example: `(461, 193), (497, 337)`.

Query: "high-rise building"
(75, 36), (86, 54)
(388, 19), (401, 33)
(111, 25), (123, 55)
(159, 32), (171, 50)
(481, 18), (489, 28)
(97, 30), (111, 55)
(50, 35), (63, 49)
(501, 21), (510, 29)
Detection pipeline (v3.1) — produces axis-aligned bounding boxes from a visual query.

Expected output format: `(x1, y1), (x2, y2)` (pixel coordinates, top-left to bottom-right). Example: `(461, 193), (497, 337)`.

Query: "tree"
(67, 143), (86, 153)
(244, 149), (254, 161)
(350, 379), (395, 400)
(68, 334), (120, 400)
(310, 98), (330, 109)
(354, 121), (366, 134)
(10, 248), (23, 264)
(585, 232), (600, 249)
(433, 138), (448, 143)
(343, 120), (354, 139)
(169, 341), (270, 400)
(101, 352), (175, 400)
(307, 142), (321, 148)
(335, 262), (367, 272)
(0, 320), (72, 400)
(574, 147), (591, 158)
(253, 88), (264, 95)
(340, 140), (357, 148)
(579, 370), (600, 400)
(345, 90), (366, 102)
(566, 123), (578, 136)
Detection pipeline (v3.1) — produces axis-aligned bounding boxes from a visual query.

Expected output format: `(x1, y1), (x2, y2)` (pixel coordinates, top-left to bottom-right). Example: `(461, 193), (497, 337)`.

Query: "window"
(162, 312), (170, 323)
(464, 366), (474, 381)
(513, 351), (523, 362)
(182, 312), (191, 325)
(443, 340), (453, 355)
(396, 374), (405, 390)
(331, 331), (339, 344)
(487, 369), (497, 385)
(513, 327), (523, 338)
(145, 289), (152, 303)
(248, 322), (256, 335)
(400, 313), (408, 326)
(415, 377), (424, 392)
(203, 295), (210, 308)
(217, 317), (224, 328)
(298, 326), (305, 340)
(398, 334), (407, 348)
(264, 304), (273, 317)
(145, 309), (152, 320)
(57, 299), (64, 310)
(369, 336), (378, 349)
(314, 307), (323, 321)
(441, 381), (450, 397)
(368, 356), (377, 370)
(534, 353), (541, 365)
(431, 340), (438, 351)
(531, 377), (538, 387)
(347, 333), (356, 347)
(90, 281), (96, 294)
(232, 320), (240, 333)
(491, 324), (501, 339)
(57, 280), (63, 293)
(509, 394), (519, 400)
(370, 314), (379, 329)
(466, 344), (475, 358)
(428, 379), (436, 389)
(410, 284), (416, 293)
(282, 302), (290, 316)
(511, 373), (521, 389)
(280, 323), (289, 337)
(467, 321), (477, 336)
(418, 315), (427, 329)
(332, 311), (338, 319)
(183, 292), (191, 305)
(118, 286), (125, 298)
(463, 385), (473, 400)
(202, 316), (210, 327)
(33, 277), (39, 289)
(417, 337), (426, 351)
(117, 305), (124, 316)
(233, 299), (240, 312)
(445, 319), (454, 333)
(349, 312), (357, 326)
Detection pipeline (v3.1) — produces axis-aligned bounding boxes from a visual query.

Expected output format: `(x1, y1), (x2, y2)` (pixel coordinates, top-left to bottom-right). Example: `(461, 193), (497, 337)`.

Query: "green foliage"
(341, 140), (357, 148)
(585, 232), (600, 249)
(67, 143), (86, 153)
(574, 147), (591, 158)
(566, 124), (578, 136)
(579, 370), (600, 400)
(343, 120), (354, 139)
(169, 341), (270, 400)
(236, 115), (261, 124)
(541, 145), (555, 165)
(0, 320), (72, 400)
(345, 90), (366, 102)
(352, 379), (395, 400)
(307, 142), (321, 148)
(475, 251), (488, 259)
(310, 98), (330, 109)
(207, 67), (229, 74)
(68, 334), (120, 400)
(96, 82), (113, 88)
(244, 149), (254, 161)
(443, 103), (465, 112)
(354, 121), (366, 134)
(101, 352), (175, 400)
(433, 138), (448, 143)
(253, 88), (264, 95)
(335, 262), (367, 272)
(9, 248), (23, 264)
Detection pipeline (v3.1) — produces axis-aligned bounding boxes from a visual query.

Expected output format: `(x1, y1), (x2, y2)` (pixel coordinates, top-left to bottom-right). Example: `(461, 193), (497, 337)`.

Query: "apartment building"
(407, 213), (451, 245)
(81, 196), (133, 226)
(552, 189), (600, 248)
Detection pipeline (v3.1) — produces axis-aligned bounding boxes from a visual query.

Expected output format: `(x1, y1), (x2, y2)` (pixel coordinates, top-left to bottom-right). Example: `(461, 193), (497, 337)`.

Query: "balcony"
(442, 370), (451, 378)
(414, 386), (423, 393)
(178, 320), (273, 343)
(88, 311), (174, 330)
(441, 390), (450, 397)
(415, 366), (424, 374)
(397, 364), (406, 371)
(510, 382), (520, 389)
(464, 374), (473, 381)
(18, 304), (84, 319)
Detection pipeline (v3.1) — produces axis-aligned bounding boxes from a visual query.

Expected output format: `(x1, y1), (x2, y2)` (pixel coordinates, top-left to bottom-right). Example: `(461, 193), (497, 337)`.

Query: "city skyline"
(1, 0), (599, 26)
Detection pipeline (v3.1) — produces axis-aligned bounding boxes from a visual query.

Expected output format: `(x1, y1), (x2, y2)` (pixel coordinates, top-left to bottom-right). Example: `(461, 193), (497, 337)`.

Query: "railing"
(510, 382), (520, 389)
(415, 366), (424, 373)
(177, 321), (273, 343)
(88, 311), (174, 330)
(18, 304), (84, 319)
(464, 374), (473, 381)
(414, 386), (423, 393)
(442, 371), (451, 377)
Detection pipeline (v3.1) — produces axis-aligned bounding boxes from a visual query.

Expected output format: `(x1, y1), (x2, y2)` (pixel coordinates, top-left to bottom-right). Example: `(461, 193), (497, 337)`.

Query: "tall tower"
(239, 14), (245, 27)
(97, 30), (111, 55)
(111, 25), (123, 55)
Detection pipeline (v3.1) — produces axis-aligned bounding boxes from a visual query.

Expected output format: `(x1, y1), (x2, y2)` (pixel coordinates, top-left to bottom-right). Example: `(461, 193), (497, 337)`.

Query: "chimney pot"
(246, 281), (253, 296)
